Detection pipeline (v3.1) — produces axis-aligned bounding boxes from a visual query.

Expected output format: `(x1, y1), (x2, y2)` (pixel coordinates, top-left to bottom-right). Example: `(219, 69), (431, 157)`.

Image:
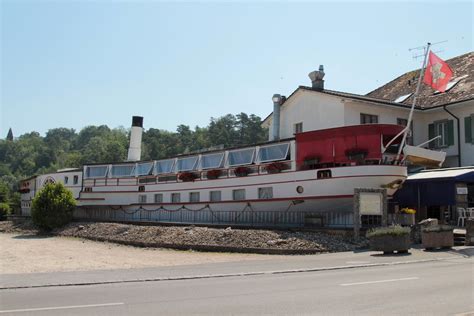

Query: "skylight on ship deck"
(258, 143), (290, 163)
(155, 159), (175, 174)
(85, 166), (108, 178)
(227, 148), (255, 166)
(111, 165), (134, 177)
(200, 153), (224, 169)
(176, 156), (198, 172)
(135, 162), (154, 176)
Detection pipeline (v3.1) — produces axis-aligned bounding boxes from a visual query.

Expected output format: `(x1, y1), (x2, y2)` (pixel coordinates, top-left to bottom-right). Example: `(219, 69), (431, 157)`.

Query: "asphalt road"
(1, 257), (473, 315)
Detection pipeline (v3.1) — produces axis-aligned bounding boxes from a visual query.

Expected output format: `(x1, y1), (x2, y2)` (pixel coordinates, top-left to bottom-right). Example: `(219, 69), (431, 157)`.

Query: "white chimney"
(127, 116), (143, 161)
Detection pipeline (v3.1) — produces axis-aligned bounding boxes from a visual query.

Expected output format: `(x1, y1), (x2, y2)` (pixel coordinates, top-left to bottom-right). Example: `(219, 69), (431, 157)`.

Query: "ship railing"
(83, 160), (294, 187)
(74, 207), (380, 229)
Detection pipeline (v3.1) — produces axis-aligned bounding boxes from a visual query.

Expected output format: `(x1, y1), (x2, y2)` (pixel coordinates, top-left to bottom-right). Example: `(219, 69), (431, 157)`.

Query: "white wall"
(277, 90), (345, 139)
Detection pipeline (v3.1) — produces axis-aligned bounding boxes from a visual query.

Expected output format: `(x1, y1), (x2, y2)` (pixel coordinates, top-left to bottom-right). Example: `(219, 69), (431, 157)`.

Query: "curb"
(0, 255), (462, 291)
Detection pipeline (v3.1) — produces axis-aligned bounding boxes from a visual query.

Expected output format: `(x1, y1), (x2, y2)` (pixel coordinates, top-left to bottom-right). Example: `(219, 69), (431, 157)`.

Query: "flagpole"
(395, 42), (432, 163)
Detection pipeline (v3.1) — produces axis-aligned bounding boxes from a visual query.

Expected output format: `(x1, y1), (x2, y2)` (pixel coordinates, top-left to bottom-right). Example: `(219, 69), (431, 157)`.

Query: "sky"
(1, 0), (472, 137)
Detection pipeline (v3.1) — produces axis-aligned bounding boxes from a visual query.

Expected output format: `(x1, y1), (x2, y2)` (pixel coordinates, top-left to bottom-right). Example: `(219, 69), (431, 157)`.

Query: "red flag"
(423, 51), (453, 92)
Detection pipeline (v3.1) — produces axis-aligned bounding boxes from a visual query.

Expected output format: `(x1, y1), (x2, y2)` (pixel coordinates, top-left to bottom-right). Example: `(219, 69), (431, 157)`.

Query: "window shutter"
(428, 123), (435, 148)
(447, 120), (454, 146)
(465, 116), (472, 143)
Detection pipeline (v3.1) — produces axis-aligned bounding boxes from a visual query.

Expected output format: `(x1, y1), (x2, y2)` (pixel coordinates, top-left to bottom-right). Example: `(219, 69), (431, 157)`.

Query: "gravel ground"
(0, 221), (367, 253)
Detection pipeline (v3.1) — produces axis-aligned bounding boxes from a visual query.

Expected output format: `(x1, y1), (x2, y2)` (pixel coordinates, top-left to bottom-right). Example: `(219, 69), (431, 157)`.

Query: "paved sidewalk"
(1, 246), (472, 289)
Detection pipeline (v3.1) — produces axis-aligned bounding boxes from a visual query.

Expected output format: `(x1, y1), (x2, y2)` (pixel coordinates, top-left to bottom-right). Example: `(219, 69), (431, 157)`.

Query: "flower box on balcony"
(264, 162), (288, 174)
(178, 172), (198, 182)
(345, 148), (368, 161)
(206, 169), (222, 180)
(234, 166), (251, 177)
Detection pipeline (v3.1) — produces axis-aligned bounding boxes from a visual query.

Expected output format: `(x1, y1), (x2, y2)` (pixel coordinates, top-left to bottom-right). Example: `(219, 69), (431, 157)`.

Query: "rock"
(77, 225), (85, 230)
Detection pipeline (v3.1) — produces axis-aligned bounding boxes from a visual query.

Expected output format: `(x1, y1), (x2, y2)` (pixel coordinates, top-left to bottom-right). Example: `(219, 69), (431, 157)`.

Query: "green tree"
(31, 182), (76, 230)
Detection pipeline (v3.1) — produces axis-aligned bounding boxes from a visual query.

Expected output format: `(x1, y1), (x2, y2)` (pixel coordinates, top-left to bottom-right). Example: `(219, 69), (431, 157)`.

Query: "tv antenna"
(409, 40), (448, 60)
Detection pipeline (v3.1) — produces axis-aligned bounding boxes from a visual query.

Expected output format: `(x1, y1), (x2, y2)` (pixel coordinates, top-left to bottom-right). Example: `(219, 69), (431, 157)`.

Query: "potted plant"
(206, 169), (222, 180)
(264, 162), (287, 174)
(421, 225), (454, 250)
(345, 148), (368, 161)
(303, 156), (320, 169)
(367, 225), (411, 254)
(178, 172), (197, 182)
(392, 207), (416, 226)
(234, 166), (251, 177)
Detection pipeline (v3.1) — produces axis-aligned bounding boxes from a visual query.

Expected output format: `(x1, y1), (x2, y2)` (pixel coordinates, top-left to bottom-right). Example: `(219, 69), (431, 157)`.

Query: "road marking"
(340, 277), (419, 286)
(0, 302), (124, 314)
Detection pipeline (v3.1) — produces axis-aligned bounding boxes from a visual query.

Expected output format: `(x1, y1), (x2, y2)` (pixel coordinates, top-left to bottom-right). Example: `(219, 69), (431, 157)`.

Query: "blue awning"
(393, 168), (474, 206)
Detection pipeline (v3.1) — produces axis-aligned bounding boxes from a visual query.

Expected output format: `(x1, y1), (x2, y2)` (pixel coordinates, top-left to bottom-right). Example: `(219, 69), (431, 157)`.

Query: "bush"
(31, 183), (76, 231)
(367, 225), (410, 238)
(0, 202), (11, 221)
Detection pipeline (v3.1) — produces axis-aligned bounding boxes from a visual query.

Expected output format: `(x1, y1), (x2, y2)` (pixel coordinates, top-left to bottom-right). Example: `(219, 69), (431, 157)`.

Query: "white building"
(263, 52), (473, 168)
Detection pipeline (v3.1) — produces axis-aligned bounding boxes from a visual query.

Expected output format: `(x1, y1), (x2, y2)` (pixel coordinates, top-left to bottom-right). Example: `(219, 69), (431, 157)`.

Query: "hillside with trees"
(0, 113), (268, 213)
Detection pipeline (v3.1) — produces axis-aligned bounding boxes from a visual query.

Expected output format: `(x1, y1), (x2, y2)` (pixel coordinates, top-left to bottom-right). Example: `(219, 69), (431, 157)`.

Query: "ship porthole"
(296, 186), (304, 194)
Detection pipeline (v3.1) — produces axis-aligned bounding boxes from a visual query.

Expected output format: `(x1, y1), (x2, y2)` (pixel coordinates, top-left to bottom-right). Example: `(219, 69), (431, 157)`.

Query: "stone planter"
(369, 234), (411, 254)
(422, 230), (454, 250)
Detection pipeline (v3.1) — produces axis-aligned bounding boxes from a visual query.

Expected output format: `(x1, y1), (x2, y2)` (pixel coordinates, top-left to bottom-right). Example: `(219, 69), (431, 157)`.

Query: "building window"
(210, 191), (221, 202)
(84, 187), (92, 192)
(258, 187), (273, 199)
(171, 193), (181, 203)
(397, 118), (414, 145)
(154, 193), (163, 203)
(429, 120), (454, 148)
(294, 122), (303, 134)
(465, 114), (474, 144)
(232, 189), (245, 201)
(64, 176), (69, 184)
(189, 192), (200, 203)
(138, 195), (147, 203)
(360, 113), (378, 124)
(73, 175), (79, 185)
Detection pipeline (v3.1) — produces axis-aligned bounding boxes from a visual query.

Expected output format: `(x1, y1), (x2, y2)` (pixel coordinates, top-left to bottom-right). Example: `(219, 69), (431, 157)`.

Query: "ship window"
(317, 169), (332, 179)
(155, 159), (175, 174)
(171, 193), (181, 203)
(135, 162), (153, 176)
(360, 113), (378, 124)
(258, 143), (290, 163)
(73, 175), (78, 184)
(200, 153), (224, 169)
(64, 176), (69, 184)
(154, 193), (163, 203)
(111, 164), (134, 177)
(176, 156), (198, 172)
(210, 191), (221, 202)
(138, 185), (145, 192)
(84, 187), (92, 192)
(227, 148), (255, 166)
(189, 192), (200, 203)
(232, 189), (245, 201)
(86, 166), (108, 178)
(258, 187), (273, 199)
(138, 195), (147, 203)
